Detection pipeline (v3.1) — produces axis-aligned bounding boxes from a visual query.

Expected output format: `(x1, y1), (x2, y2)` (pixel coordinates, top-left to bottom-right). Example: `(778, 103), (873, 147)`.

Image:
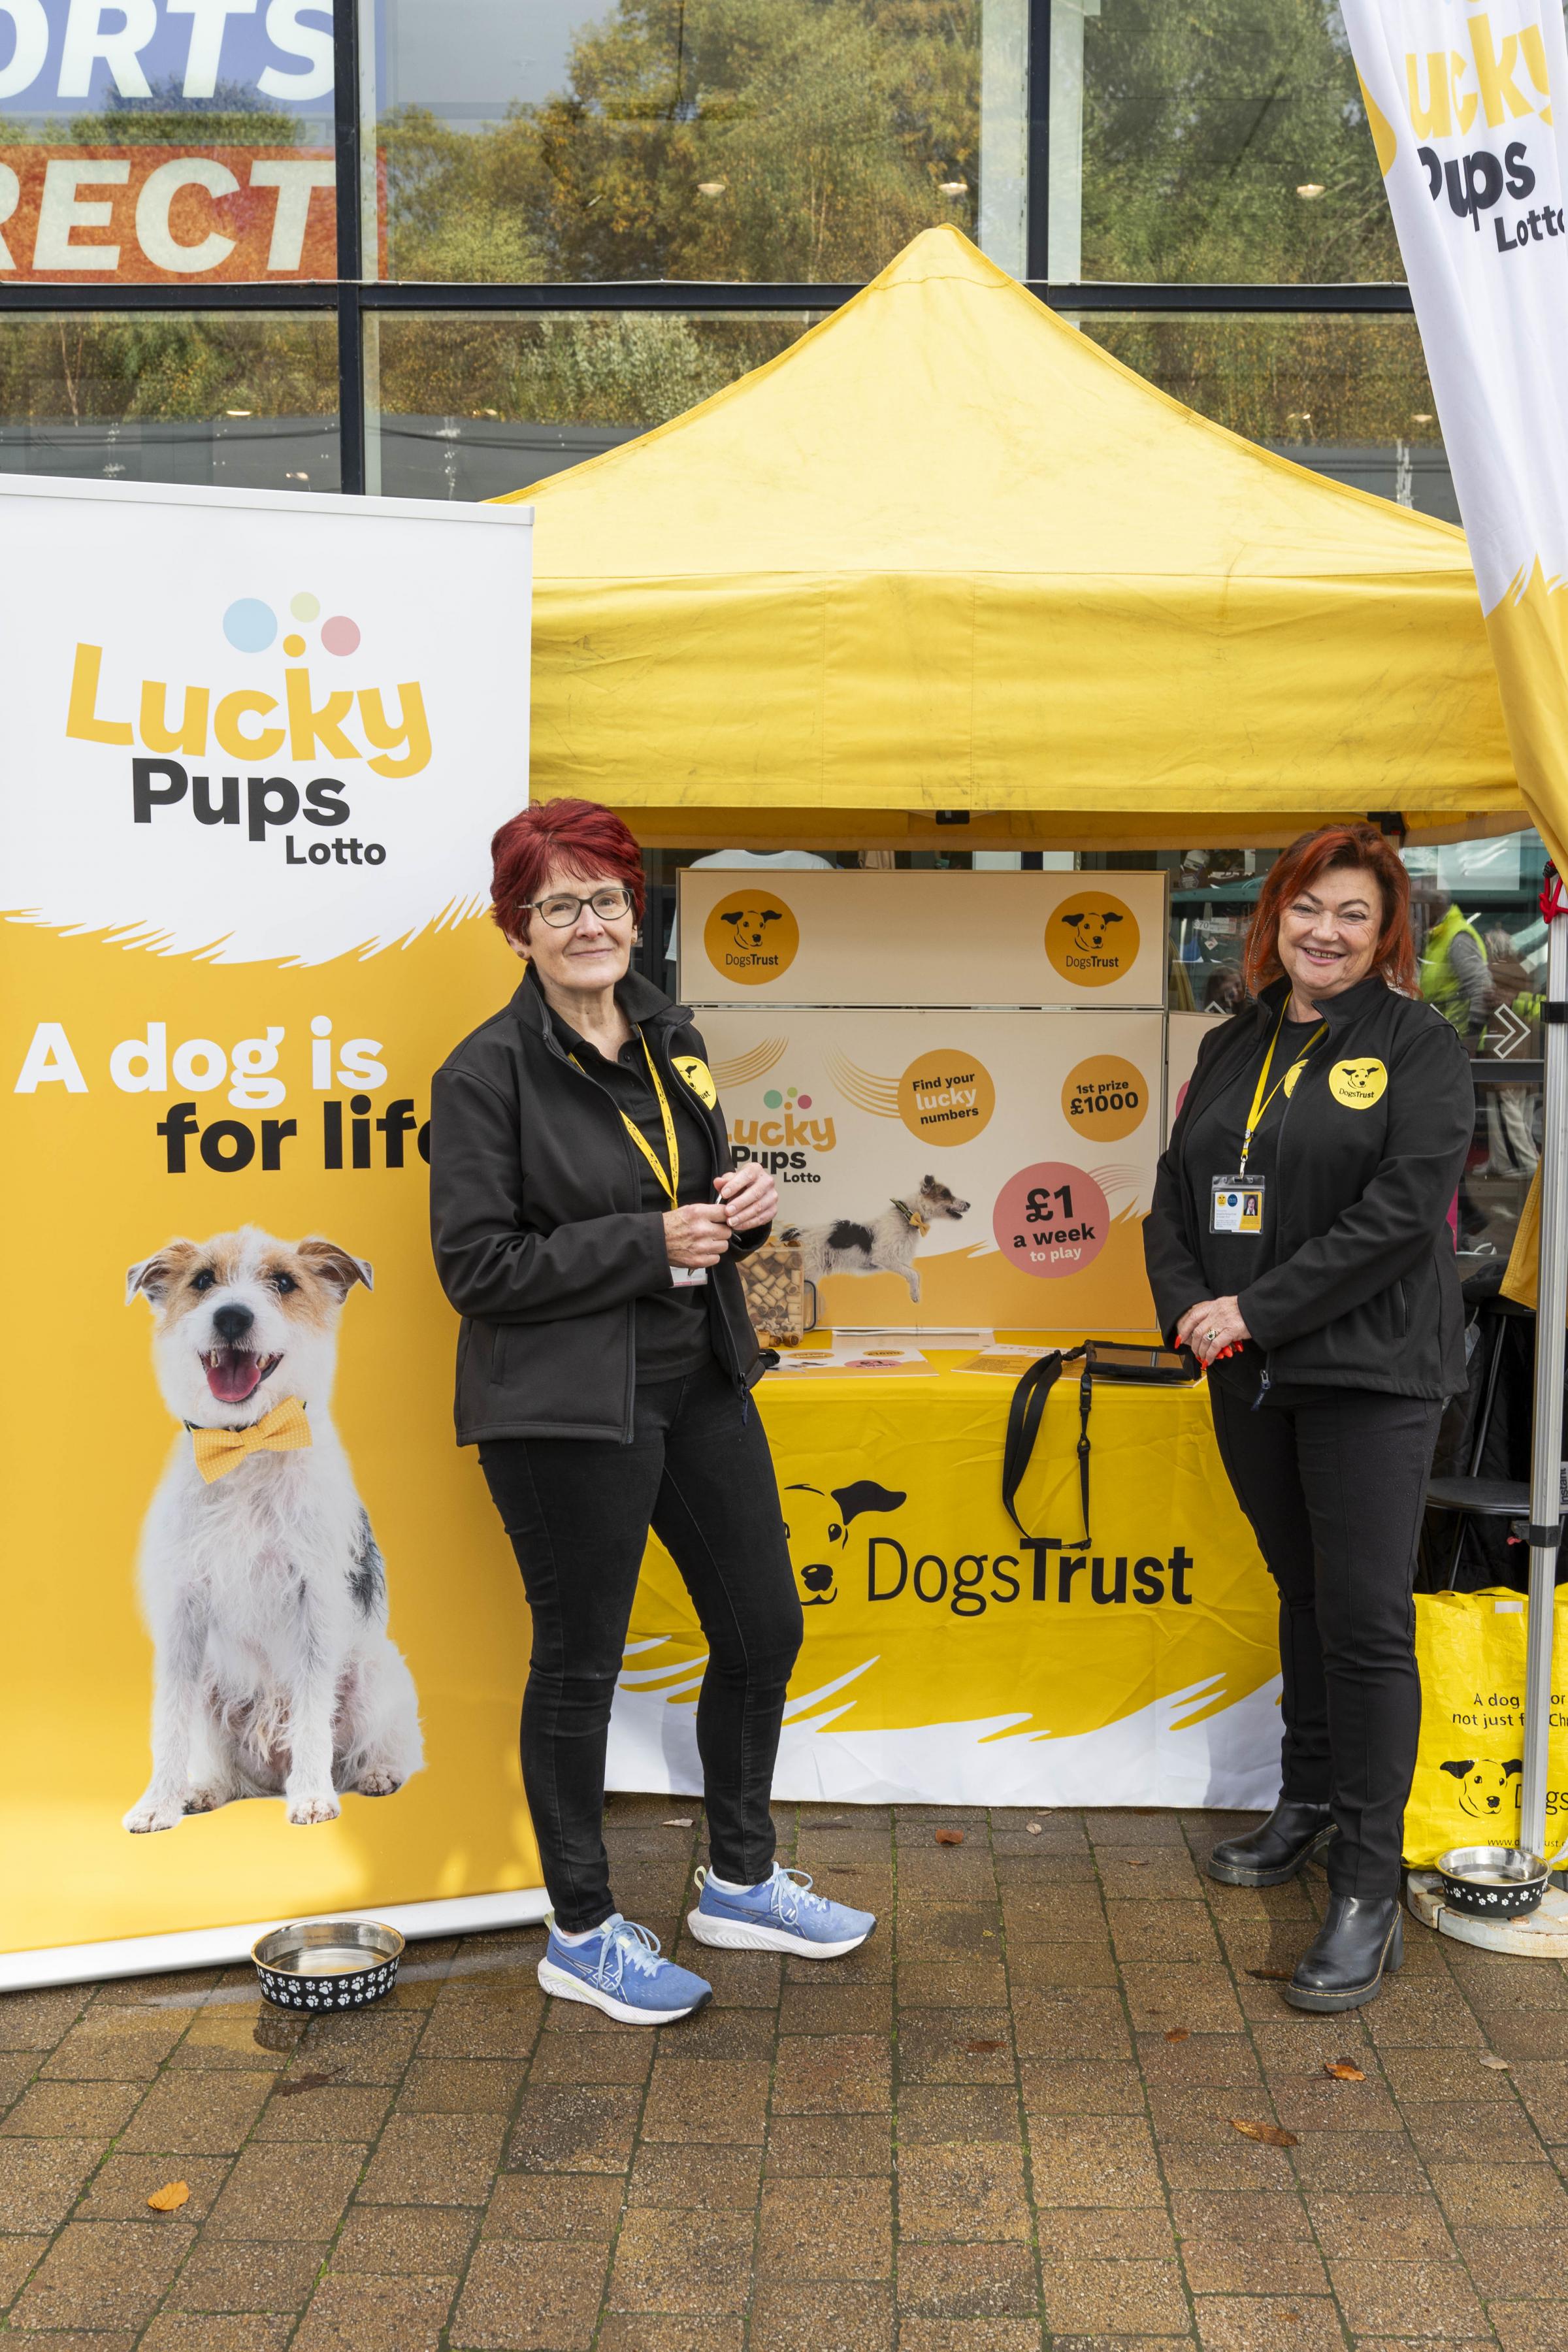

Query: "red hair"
(489, 798), (645, 943)
(1243, 825), (1416, 998)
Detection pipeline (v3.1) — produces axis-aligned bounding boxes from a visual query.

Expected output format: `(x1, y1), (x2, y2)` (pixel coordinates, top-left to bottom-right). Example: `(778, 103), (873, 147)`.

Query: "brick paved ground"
(0, 1798), (1563, 2349)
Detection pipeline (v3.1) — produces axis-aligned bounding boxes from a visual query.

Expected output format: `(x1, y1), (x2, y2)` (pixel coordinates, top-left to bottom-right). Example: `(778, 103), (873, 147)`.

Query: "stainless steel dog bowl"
(250, 1919), (404, 2010)
(1436, 1846), (1548, 1919)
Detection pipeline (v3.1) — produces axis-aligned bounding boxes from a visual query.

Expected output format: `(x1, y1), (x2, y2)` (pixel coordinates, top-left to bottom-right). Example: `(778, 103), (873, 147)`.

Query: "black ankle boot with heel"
(1207, 1800), (1335, 1888)
(1284, 1894), (1403, 2012)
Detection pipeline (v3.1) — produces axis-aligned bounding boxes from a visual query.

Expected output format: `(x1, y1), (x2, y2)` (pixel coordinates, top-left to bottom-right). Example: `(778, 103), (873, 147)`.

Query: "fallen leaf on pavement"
(1026, 1823), (1043, 1835)
(146, 2181), (189, 2212)
(1230, 2117), (1298, 2148)
(1480, 2054), (1511, 2070)
(275, 2072), (336, 2098)
(1323, 2062), (1365, 2082)
(964, 2038), (1005, 2053)
(1247, 1966), (1294, 1982)
(934, 1828), (965, 1845)
(1165, 2028), (1190, 2043)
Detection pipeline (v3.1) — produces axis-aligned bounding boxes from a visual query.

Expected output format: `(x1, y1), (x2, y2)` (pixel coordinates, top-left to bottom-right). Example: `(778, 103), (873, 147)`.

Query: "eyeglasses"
(525, 885), (634, 928)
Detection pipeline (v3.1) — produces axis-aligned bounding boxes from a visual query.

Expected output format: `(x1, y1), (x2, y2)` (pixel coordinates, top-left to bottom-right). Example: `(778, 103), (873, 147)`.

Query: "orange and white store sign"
(0, 0), (339, 282)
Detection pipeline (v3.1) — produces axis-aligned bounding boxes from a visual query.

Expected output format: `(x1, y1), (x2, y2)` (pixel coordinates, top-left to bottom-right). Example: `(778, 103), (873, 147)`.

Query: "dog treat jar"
(739, 1239), (815, 1350)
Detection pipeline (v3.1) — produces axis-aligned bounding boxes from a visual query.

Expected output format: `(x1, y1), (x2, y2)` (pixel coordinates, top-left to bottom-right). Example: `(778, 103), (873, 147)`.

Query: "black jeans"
(1208, 1380), (1443, 1898)
(480, 1356), (803, 1933)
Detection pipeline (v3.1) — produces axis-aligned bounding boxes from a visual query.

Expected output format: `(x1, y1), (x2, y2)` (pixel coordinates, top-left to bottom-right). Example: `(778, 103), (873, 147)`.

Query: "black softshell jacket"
(429, 969), (768, 1443)
(1144, 975), (1475, 1401)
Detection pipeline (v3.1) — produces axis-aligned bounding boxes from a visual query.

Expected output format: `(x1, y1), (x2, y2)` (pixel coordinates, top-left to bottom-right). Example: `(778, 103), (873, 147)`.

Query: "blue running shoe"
(536, 1914), (711, 2025)
(687, 1865), (876, 1959)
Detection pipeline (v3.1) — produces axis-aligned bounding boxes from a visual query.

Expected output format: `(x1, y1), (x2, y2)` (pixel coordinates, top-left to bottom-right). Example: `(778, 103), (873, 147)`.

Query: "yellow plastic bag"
(1405, 1585), (1568, 1865)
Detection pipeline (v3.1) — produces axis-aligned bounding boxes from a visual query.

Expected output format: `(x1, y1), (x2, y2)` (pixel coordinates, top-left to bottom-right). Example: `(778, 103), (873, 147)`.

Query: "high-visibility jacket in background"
(1420, 904), (1489, 1035)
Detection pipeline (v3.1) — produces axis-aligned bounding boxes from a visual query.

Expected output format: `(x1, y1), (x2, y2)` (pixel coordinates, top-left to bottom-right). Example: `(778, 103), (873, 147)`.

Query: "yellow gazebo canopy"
(501, 225), (1522, 853)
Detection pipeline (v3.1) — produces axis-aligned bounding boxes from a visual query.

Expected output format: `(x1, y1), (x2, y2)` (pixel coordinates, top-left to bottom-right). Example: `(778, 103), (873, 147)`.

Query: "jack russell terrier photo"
(123, 1226), (423, 1833)
(783, 1174), (970, 1303)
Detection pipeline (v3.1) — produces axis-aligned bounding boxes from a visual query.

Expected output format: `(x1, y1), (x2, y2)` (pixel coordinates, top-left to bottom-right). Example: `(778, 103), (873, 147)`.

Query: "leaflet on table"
(765, 1346), (935, 1377)
(955, 1347), (1053, 1378)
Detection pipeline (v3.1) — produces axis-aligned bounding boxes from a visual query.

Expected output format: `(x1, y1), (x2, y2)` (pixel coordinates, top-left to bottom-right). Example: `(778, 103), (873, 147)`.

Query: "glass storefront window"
(0, 314), (339, 490)
(1067, 0), (1401, 285)
(0, 2), (335, 285)
(372, 0), (982, 283)
(367, 308), (821, 497)
(1072, 313), (1455, 520)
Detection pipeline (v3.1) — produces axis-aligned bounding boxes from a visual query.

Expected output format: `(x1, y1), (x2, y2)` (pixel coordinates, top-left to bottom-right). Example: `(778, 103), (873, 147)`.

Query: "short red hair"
(489, 798), (645, 943)
(1243, 825), (1416, 998)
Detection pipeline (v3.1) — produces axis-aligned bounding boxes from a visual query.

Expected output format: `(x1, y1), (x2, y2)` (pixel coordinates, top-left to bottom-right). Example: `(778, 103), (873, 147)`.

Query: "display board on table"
(704, 1007), (1162, 1331)
(0, 477), (542, 1976)
(681, 866), (1169, 1333)
(678, 868), (1168, 1008)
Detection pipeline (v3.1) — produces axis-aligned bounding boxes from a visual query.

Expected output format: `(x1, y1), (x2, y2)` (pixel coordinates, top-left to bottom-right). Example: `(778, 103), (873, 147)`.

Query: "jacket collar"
(512, 962), (689, 1051)
(1254, 971), (1396, 1033)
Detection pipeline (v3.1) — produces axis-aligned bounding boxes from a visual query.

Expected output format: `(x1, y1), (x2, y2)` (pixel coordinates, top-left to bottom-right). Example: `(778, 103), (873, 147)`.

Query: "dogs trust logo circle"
(896, 1049), (996, 1147)
(1060, 1055), (1148, 1141)
(704, 889), (800, 986)
(1329, 1056), (1388, 1109)
(1045, 894), (1139, 990)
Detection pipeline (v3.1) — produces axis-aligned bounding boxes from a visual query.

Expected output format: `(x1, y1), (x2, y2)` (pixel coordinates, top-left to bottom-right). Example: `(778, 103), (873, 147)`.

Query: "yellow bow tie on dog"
(189, 1397), (312, 1484)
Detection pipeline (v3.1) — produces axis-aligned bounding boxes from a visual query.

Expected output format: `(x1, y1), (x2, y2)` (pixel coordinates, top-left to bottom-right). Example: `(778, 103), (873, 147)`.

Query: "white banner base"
(608, 1675), (1284, 1814)
(0, 1889), (551, 1994)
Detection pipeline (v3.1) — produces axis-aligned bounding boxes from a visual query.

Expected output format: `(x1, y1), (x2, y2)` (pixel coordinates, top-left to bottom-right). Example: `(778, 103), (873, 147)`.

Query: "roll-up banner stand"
(0, 478), (546, 1990)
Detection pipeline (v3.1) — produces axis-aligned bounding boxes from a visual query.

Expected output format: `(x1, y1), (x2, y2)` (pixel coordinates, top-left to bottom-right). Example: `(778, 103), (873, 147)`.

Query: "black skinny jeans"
(1208, 1380), (1443, 1898)
(480, 1356), (804, 1933)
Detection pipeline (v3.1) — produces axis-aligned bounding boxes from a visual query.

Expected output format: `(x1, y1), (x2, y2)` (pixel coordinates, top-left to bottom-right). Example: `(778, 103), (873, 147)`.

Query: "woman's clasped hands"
(662, 1164), (779, 1269)
(1175, 1295), (1251, 1368)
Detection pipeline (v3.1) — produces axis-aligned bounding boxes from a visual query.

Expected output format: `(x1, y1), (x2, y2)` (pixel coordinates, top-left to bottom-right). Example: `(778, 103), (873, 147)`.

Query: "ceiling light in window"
(696, 180), (726, 197)
(939, 178), (968, 195)
(225, 408), (252, 416)
(1296, 182), (1326, 199)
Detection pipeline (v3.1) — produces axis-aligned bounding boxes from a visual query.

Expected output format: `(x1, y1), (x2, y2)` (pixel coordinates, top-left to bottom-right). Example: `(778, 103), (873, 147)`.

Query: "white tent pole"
(1520, 870), (1568, 1861)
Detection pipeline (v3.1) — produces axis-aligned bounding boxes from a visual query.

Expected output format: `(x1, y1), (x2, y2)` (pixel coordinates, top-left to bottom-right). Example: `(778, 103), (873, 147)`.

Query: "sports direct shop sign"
(0, 478), (541, 1972)
(0, 1), (335, 282)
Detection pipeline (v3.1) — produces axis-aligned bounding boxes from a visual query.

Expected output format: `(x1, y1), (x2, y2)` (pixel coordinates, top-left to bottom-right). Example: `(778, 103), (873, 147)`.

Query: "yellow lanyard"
(1239, 1004), (1325, 1175)
(576, 1032), (680, 1205)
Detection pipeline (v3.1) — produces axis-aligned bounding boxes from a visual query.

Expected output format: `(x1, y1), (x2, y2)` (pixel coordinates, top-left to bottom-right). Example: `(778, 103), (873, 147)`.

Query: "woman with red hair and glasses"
(1146, 825), (1473, 2012)
(429, 798), (874, 2028)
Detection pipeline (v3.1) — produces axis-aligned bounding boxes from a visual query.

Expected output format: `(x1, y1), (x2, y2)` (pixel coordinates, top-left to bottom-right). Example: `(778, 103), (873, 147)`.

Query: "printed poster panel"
(612, 1367), (1282, 1810)
(678, 868), (1168, 1009)
(1166, 1010), (1224, 1143)
(704, 1008), (1164, 1331)
(0, 478), (543, 1963)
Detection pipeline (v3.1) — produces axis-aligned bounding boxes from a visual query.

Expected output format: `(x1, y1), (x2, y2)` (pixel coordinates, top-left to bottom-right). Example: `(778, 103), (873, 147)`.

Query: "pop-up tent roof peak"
(503, 225), (1517, 843)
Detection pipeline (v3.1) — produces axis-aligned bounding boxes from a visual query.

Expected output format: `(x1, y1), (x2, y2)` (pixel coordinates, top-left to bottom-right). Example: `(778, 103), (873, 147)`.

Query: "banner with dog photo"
(702, 1008), (1164, 1331)
(0, 476), (544, 1975)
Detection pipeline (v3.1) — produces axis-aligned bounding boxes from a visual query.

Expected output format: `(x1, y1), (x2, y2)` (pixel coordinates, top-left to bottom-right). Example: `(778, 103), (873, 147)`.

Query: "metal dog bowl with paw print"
(251, 1919), (404, 2010)
(1436, 1846), (1548, 1919)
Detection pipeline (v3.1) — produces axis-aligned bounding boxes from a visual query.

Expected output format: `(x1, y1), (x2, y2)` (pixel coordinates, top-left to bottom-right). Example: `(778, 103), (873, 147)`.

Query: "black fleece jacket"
(429, 968), (768, 1444)
(1144, 974), (1474, 1401)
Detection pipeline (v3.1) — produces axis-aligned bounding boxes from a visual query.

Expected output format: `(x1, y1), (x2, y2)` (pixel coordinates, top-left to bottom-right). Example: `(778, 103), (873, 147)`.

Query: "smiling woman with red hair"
(427, 797), (876, 2030)
(1145, 824), (1473, 2015)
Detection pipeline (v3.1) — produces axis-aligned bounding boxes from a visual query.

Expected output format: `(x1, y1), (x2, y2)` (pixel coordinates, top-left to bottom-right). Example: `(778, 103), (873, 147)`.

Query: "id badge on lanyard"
(1211, 1177), (1265, 1235)
(1212, 1005), (1324, 1238)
